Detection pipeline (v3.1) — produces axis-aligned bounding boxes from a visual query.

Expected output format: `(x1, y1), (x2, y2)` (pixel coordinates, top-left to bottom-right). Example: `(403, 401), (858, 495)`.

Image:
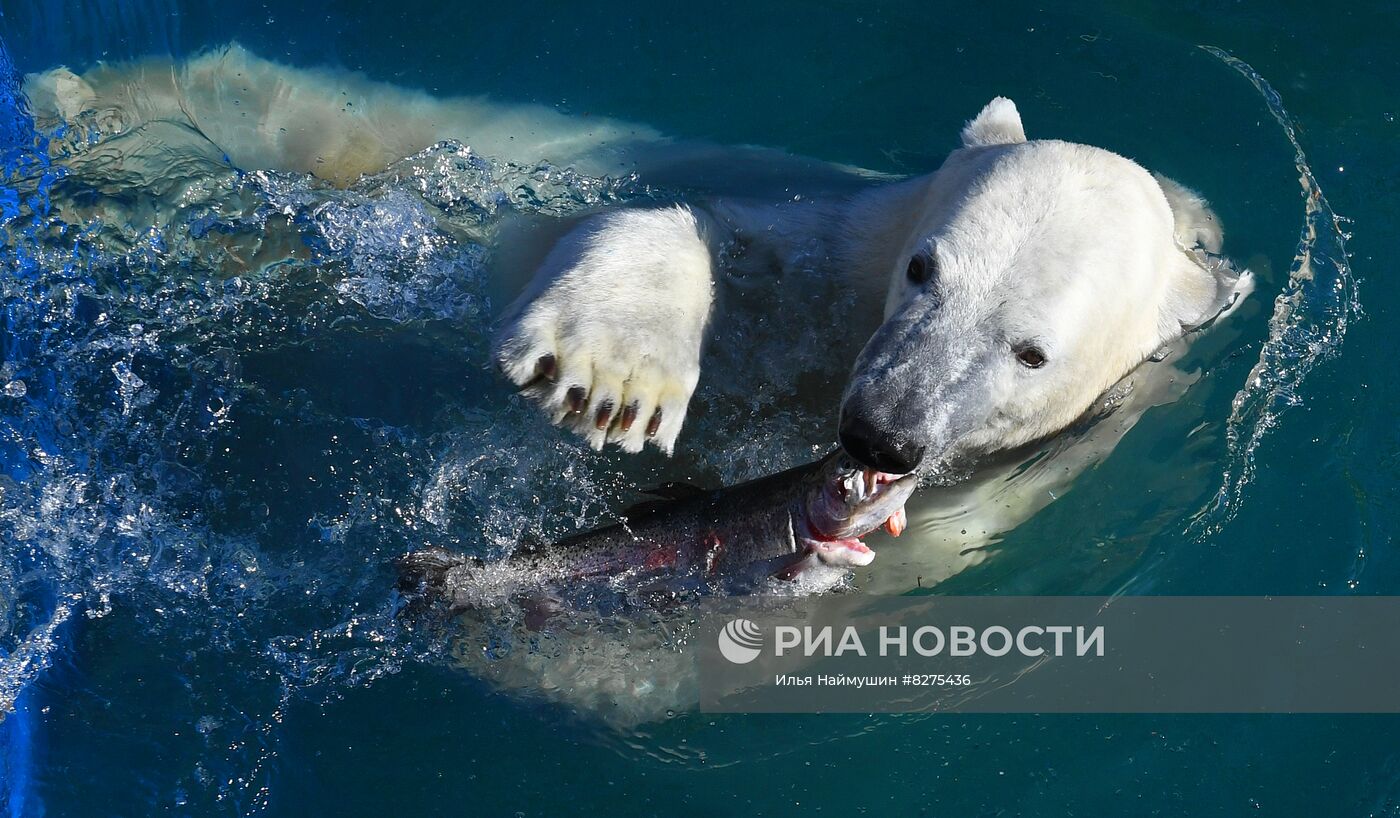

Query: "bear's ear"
(960, 97), (1026, 148)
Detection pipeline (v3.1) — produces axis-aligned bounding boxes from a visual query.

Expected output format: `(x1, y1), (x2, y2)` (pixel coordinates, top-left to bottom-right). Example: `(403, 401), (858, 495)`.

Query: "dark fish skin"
(398, 452), (916, 613)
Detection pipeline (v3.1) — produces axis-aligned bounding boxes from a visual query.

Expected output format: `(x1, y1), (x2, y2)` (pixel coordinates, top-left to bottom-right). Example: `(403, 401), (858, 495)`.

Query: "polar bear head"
(838, 98), (1226, 475)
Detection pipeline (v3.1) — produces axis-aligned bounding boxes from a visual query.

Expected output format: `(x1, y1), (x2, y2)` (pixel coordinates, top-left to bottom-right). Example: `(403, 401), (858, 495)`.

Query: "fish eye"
(1014, 343), (1047, 369)
(906, 253), (935, 285)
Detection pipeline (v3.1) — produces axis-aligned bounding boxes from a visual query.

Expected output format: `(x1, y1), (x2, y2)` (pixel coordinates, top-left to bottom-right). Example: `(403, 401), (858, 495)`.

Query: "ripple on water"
(1188, 47), (1361, 538)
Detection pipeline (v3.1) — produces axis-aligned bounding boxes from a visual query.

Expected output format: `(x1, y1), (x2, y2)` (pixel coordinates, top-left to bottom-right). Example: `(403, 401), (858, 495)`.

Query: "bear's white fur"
(832, 101), (1231, 467)
(494, 97), (1236, 462)
(493, 205), (714, 452)
(24, 48), (1239, 469)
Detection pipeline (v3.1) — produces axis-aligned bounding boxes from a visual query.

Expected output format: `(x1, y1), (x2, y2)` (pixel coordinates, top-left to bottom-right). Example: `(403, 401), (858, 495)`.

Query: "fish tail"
(396, 547), (469, 597)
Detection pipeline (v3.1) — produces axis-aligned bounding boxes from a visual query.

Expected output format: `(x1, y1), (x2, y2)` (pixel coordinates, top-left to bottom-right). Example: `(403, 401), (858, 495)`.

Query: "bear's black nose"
(838, 413), (925, 475)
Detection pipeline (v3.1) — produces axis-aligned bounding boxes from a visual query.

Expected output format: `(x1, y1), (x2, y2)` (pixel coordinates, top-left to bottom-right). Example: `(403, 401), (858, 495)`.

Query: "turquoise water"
(0, 1), (1397, 814)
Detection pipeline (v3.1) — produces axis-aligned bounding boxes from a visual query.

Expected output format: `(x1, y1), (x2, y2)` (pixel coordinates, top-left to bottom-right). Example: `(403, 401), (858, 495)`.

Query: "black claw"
(619, 402), (639, 432)
(594, 400), (615, 430)
(565, 385), (587, 414)
(535, 354), (558, 381)
(645, 408), (663, 437)
(521, 354), (558, 389)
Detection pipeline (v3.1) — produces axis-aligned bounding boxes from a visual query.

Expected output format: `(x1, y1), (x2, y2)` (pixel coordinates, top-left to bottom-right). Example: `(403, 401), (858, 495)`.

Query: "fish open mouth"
(800, 465), (918, 568)
(806, 534), (877, 567)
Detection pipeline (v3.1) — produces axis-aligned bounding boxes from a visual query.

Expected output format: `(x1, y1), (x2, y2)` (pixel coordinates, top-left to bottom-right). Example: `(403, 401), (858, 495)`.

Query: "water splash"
(0, 70), (684, 808)
(1188, 47), (1361, 538)
(0, 33), (873, 803)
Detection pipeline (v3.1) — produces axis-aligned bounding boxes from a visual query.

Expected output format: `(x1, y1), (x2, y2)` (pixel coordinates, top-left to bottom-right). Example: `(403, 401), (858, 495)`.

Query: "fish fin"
(622, 480), (709, 518)
(772, 559), (810, 582)
(703, 531), (724, 578)
(396, 547), (468, 594)
(516, 591), (564, 631)
(621, 498), (674, 518)
(396, 547), (480, 618)
(642, 480), (708, 501)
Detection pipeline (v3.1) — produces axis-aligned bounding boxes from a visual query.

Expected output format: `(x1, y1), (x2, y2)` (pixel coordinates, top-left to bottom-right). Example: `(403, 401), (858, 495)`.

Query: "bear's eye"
(1015, 344), (1047, 369)
(906, 254), (935, 285)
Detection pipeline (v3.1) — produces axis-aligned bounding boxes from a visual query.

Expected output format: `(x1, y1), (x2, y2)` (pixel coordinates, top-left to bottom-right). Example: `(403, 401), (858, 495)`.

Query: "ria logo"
(718, 618), (764, 664)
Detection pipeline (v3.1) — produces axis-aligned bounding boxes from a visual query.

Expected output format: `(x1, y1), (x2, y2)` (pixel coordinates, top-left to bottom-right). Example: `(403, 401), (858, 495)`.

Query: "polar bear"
(19, 45), (1253, 723)
(24, 44), (1239, 478)
(493, 101), (1238, 471)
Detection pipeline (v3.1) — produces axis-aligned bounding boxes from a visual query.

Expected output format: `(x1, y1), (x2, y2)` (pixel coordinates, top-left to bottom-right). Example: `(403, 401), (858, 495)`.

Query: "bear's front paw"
(493, 206), (714, 454)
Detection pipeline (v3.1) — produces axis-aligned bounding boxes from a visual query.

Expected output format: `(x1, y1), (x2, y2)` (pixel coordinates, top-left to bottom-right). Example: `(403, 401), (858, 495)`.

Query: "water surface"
(0, 1), (1397, 815)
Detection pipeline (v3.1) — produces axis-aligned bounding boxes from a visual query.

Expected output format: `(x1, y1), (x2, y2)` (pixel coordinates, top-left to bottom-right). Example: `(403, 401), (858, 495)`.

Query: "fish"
(397, 451), (917, 616)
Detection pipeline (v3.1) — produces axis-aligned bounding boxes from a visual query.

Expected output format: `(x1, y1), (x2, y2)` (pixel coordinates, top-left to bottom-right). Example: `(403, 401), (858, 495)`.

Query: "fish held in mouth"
(398, 451), (916, 615)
